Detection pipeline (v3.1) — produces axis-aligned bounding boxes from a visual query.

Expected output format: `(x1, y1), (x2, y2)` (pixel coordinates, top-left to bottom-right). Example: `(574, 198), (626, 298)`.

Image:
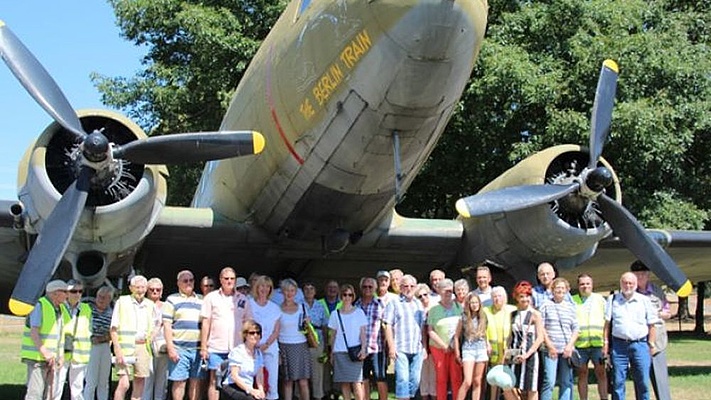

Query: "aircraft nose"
(373, 0), (487, 62)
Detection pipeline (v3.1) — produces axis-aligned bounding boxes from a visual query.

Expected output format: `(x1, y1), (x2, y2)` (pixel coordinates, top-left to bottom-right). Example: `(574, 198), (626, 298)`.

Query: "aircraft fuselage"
(194, 0), (488, 241)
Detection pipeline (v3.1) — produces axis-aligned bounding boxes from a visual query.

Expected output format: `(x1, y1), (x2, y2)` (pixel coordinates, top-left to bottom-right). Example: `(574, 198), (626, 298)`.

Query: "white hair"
(130, 275), (147, 286)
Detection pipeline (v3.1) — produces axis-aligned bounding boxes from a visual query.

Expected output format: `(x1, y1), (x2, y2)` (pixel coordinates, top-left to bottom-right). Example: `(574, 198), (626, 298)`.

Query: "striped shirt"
(540, 299), (578, 352)
(383, 295), (425, 354)
(90, 304), (113, 337)
(355, 297), (385, 354)
(163, 292), (203, 350)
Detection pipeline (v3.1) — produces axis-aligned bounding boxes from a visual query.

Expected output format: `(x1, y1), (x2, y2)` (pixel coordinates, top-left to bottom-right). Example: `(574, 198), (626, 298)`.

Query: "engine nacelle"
(16, 109), (168, 286)
(459, 144), (621, 281)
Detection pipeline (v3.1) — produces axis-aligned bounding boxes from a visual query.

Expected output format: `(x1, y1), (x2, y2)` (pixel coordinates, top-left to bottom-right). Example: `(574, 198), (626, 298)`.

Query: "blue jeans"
(541, 352), (574, 400)
(394, 351), (424, 399)
(611, 339), (651, 400)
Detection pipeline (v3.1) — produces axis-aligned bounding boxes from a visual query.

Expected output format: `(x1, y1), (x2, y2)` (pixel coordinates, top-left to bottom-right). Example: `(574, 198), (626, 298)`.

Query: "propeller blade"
(588, 59), (619, 169)
(8, 166), (94, 316)
(0, 21), (85, 142)
(113, 131), (265, 164)
(597, 193), (692, 297)
(455, 183), (579, 218)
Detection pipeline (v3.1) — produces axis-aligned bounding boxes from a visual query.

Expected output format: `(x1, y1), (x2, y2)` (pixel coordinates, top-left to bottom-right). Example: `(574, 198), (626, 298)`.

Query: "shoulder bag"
(337, 310), (362, 362)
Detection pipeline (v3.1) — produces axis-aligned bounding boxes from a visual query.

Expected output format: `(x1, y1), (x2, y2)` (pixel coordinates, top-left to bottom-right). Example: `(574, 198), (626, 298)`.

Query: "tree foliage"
(398, 0), (711, 229)
(99, 0), (710, 229)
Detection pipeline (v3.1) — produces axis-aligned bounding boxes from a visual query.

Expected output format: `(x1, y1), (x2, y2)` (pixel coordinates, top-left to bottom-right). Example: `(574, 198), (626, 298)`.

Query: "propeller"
(455, 59), (693, 297)
(1, 21), (265, 315)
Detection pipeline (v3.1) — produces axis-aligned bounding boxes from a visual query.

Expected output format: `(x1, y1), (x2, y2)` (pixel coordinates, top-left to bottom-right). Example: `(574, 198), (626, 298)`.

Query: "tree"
(398, 0), (711, 230)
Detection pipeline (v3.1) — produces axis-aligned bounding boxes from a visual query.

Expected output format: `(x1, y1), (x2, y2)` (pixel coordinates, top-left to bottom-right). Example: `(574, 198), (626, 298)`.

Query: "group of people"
(20, 260), (672, 400)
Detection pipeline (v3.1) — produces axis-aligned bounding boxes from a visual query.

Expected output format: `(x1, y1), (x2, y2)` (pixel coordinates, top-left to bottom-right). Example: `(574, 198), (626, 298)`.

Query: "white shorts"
(462, 339), (489, 363)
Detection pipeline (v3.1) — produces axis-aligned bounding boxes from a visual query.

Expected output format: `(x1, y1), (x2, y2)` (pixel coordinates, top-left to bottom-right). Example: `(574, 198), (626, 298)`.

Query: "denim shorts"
(576, 347), (604, 365)
(461, 339), (488, 363)
(363, 352), (387, 381)
(168, 348), (207, 380)
(207, 351), (229, 370)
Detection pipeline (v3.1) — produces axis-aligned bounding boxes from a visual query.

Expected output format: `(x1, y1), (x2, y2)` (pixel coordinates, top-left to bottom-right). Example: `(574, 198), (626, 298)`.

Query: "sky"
(0, 1), (146, 200)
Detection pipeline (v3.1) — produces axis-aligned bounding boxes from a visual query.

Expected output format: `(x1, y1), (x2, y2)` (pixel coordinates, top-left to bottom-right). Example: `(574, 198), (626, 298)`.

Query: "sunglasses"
(148, 288), (162, 292)
(69, 289), (83, 294)
(341, 293), (355, 298)
(203, 283), (215, 287)
(417, 294), (428, 299)
(246, 331), (262, 336)
(361, 285), (374, 289)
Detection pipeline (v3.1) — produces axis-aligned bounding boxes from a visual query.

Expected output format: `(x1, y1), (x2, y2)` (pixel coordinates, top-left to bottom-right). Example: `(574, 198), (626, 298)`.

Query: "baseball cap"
(630, 260), (650, 272)
(376, 270), (390, 279)
(46, 280), (68, 293)
(235, 277), (249, 288)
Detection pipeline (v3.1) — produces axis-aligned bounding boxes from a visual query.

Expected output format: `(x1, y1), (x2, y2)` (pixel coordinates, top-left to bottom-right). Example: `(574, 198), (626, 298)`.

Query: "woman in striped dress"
(509, 281), (544, 400)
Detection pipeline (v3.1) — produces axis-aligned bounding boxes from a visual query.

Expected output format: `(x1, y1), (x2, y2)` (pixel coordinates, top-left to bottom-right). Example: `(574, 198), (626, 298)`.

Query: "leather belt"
(612, 336), (647, 343)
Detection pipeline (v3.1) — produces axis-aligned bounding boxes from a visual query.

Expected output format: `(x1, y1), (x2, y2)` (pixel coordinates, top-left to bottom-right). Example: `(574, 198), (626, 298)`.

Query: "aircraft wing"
(567, 230), (711, 291)
(135, 207), (464, 286)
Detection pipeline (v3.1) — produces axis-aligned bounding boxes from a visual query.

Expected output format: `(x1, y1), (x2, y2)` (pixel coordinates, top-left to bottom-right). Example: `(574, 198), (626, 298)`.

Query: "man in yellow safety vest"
(20, 279), (70, 400)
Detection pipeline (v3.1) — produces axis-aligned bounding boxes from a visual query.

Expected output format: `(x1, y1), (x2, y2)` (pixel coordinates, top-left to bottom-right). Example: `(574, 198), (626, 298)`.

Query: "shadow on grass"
(668, 365), (711, 377)
(0, 385), (24, 398)
(668, 331), (711, 340)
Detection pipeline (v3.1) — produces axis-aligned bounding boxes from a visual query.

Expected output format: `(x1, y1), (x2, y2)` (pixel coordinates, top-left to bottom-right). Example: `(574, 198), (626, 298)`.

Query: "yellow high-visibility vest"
(21, 297), (70, 362)
(64, 302), (92, 364)
(572, 293), (606, 348)
(114, 295), (154, 357)
(484, 304), (516, 364)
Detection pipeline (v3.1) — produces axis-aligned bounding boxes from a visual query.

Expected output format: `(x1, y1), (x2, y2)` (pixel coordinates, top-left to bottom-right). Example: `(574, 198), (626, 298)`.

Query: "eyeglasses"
(246, 331), (262, 336)
(180, 279), (194, 283)
(342, 293), (355, 298)
(222, 277), (236, 281)
(203, 284), (214, 287)
(401, 284), (415, 288)
(361, 285), (374, 289)
(69, 289), (83, 294)
(148, 288), (162, 292)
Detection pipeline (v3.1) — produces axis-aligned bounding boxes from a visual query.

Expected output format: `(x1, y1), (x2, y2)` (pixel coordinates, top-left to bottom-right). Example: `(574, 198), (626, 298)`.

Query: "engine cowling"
(459, 144), (621, 280)
(16, 109), (168, 286)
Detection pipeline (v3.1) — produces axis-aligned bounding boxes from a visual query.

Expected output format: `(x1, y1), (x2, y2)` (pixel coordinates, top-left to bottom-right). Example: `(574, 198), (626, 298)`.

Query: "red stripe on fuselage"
(266, 46), (304, 165)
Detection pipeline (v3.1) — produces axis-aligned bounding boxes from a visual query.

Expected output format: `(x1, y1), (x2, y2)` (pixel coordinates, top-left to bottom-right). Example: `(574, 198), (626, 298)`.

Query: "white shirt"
(606, 292), (659, 341)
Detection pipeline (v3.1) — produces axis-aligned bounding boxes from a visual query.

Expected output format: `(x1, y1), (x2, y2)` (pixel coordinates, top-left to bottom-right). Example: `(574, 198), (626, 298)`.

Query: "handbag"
(337, 310), (362, 362)
(64, 309), (80, 353)
(301, 304), (320, 348)
(569, 348), (582, 368)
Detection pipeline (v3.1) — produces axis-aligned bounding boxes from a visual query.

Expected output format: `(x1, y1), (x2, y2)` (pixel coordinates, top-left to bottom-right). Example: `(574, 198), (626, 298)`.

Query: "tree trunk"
(694, 281), (706, 335)
(678, 296), (692, 320)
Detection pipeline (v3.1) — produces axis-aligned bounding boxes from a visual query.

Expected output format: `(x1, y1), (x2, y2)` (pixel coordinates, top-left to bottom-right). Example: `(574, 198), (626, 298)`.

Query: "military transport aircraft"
(1, 0), (709, 315)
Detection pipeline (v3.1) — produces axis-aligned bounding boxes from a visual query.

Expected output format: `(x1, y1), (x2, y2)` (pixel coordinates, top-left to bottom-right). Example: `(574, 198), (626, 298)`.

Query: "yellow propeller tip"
(9, 298), (34, 316)
(455, 199), (471, 218)
(252, 131), (265, 154)
(676, 280), (693, 298)
(603, 59), (619, 73)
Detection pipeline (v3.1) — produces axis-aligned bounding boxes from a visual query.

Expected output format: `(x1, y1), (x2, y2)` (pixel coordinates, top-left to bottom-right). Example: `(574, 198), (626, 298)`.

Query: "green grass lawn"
(3, 332), (710, 399)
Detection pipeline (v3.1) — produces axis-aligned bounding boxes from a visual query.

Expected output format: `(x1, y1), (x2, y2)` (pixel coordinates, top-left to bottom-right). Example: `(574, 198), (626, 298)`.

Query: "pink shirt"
(200, 288), (253, 353)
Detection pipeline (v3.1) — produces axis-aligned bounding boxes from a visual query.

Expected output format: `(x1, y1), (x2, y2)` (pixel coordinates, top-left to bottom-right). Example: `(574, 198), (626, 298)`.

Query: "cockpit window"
(296, 0), (312, 18)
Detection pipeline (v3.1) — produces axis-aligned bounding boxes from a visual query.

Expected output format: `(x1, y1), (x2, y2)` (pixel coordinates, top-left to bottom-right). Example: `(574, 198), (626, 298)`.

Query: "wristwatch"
(648, 342), (657, 350)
